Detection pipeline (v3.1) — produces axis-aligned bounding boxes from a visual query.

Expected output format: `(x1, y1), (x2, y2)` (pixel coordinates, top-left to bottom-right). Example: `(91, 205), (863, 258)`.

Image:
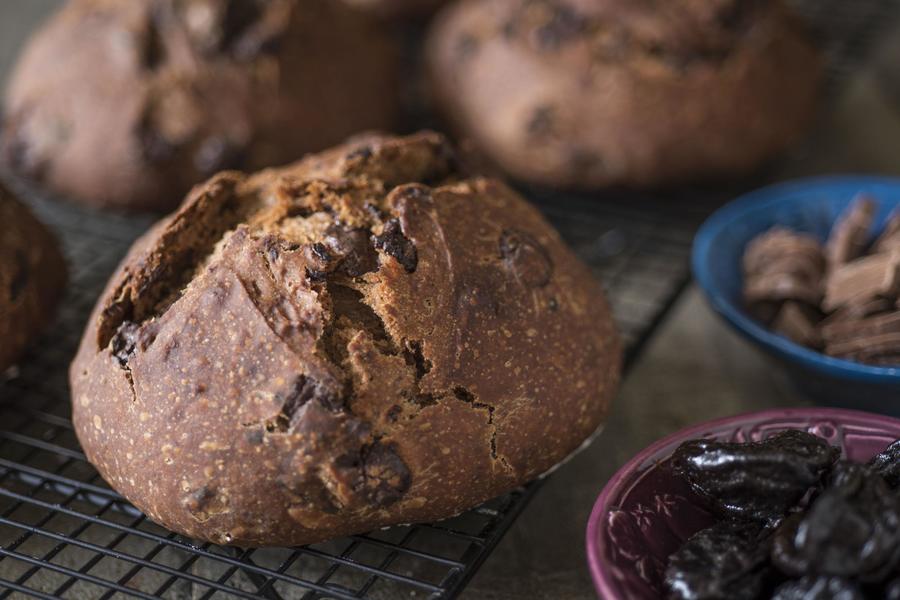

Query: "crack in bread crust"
(71, 131), (621, 546)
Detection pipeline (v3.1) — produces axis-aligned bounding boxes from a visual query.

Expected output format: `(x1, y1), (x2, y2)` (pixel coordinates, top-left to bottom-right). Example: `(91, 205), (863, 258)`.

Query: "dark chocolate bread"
(0, 182), (66, 371)
(70, 131), (621, 546)
(2, 0), (399, 212)
(426, 0), (822, 189)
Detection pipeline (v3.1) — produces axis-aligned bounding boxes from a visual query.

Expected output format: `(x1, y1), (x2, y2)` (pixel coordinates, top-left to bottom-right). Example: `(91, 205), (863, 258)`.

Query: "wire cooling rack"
(0, 182), (710, 600)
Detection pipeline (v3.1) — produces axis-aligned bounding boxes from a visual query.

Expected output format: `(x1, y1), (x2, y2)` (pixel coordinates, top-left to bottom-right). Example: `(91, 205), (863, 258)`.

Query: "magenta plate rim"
(584, 407), (900, 599)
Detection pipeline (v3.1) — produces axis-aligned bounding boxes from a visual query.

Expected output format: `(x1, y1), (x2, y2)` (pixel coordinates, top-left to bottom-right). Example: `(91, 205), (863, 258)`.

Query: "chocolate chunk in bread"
(70, 131), (621, 546)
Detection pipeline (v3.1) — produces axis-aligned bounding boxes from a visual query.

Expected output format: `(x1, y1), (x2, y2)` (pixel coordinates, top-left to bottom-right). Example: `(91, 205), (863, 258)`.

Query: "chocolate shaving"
(744, 195), (900, 367)
(823, 251), (900, 312)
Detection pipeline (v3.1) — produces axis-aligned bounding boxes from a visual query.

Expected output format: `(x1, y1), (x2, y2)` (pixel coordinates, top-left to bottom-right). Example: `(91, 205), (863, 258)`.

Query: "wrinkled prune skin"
(770, 576), (864, 600)
(868, 440), (900, 489)
(887, 578), (900, 600)
(664, 521), (773, 600)
(771, 462), (900, 582)
(670, 430), (840, 522)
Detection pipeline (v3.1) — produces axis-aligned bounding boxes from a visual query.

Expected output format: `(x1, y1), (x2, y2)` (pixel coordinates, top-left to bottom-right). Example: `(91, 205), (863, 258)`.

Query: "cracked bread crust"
(426, 0), (822, 189)
(70, 131), (620, 547)
(2, 0), (398, 212)
(0, 184), (67, 372)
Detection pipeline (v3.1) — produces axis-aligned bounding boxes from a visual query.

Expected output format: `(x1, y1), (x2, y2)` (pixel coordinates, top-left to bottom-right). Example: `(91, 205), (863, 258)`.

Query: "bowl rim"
(584, 406), (900, 599)
(692, 175), (900, 383)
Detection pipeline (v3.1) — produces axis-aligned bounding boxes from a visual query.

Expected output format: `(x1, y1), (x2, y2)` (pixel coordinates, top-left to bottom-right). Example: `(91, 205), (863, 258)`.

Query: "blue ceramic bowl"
(692, 176), (900, 412)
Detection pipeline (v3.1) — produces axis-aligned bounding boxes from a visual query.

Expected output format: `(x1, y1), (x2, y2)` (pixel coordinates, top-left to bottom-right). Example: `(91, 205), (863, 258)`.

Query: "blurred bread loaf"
(426, 0), (823, 189)
(1, 0), (399, 211)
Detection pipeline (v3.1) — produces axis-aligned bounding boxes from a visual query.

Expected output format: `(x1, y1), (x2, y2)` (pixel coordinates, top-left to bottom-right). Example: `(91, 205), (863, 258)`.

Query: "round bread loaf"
(426, 0), (822, 189)
(70, 131), (620, 546)
(0, 182), (66, 372)
(2, 0), (398, 212)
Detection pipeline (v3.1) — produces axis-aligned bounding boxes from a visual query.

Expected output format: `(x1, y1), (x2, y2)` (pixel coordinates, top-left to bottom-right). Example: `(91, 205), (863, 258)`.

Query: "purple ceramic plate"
(585, 408), (900, 599)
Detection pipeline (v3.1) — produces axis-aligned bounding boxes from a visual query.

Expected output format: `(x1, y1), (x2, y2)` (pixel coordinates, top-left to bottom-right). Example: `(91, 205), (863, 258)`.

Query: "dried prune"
(868, 439), (900, 488)
(771, 462), (900, 582)
(770, 576), (864, 600)
(664, 521), (773, 600)
(670, 430), (839, 522)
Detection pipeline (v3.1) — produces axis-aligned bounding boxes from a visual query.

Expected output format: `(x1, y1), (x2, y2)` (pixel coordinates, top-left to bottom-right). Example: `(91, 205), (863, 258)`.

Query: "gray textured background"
(3, 2), (900, 599)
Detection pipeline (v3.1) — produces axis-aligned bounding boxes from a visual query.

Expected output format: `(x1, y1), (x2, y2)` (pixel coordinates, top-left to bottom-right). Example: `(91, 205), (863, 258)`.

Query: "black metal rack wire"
(0, 185), (707, 600)
(2, 0), (899, 597)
